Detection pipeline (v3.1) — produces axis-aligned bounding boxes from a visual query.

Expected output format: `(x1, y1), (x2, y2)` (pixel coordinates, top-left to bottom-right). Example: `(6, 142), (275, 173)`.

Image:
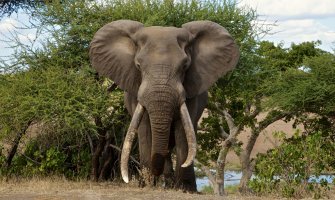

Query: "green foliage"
(4, 138), (91, 178)
(249, 131), (335, 198)
(0, 0), (47, 18)
(197, 114), (222, 165)
(0, 66), (111, 136)
(0, 59), (126, 178)
(260, 41), (335, 122)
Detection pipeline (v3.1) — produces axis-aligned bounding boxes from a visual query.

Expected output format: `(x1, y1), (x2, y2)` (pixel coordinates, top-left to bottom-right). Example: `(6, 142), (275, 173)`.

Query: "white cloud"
(0, 18), (18, 32)
(239, 0), (335, 52)
(240, 0), (335, 20)
(18, 33), (37, 43)
(263, 19), (335, 51)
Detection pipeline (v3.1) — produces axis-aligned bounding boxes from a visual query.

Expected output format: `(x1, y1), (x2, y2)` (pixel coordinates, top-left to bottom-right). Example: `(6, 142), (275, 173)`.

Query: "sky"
(239, 0), (335, 52)
(0, 0), (335, 59)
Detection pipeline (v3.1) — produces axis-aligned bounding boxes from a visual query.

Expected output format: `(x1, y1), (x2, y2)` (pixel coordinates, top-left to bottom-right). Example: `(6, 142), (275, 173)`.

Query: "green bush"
(4, 138), (92, 179)
(249, 131), (334, 198)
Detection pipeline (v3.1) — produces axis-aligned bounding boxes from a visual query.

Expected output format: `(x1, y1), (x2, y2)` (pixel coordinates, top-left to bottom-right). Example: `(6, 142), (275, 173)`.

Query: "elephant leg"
(137, 111), (155, 186)
(163, 152), (174, 188)
(163, 129), (176, 188)
(174, 120), (197, 192)
(174, 92), (208, 192)
(125, 93), (153, 187)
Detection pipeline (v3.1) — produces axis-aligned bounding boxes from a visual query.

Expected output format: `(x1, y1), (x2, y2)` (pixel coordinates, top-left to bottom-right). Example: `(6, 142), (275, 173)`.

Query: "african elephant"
(89, 20), (239, 192)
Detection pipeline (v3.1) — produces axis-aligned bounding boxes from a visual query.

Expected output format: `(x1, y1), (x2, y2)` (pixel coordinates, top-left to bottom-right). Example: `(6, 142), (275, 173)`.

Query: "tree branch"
(109, 144), (140, 166)
(219, 116), (230, 139)
(194, 159), (216, 185)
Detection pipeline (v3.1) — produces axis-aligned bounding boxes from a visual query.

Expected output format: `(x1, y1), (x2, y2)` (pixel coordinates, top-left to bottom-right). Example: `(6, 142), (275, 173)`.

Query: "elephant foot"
(138, 167), (157, 188)
(163, 174), (175, 189)
(174, 164), (197, 193)
(175, 180), (197, 193)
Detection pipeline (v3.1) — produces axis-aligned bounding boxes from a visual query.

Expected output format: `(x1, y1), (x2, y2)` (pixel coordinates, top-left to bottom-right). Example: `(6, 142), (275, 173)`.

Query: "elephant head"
(89, 20), (239, 182)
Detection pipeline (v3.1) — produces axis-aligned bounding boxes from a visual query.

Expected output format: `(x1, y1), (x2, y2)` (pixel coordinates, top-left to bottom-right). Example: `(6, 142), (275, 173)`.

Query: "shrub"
(249, 131), (334, 198)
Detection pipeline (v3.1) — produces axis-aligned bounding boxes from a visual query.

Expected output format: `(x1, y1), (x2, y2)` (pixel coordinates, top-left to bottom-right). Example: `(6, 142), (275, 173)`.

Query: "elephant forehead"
(136, 26), (189, 41)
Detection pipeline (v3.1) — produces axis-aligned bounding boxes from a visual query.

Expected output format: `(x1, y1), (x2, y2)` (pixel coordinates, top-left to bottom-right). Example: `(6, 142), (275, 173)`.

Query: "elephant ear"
(89, 20), (144, 95)
(182, 21), (239, 98)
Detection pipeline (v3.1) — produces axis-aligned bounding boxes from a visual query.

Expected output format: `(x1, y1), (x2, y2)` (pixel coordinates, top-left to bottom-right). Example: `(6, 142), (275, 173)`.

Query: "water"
(196, 170), (242, 190)
(196, 171), (335, 191)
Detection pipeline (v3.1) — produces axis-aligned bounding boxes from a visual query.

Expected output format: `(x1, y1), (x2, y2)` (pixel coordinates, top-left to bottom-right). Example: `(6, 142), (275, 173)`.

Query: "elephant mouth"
(120, 102), (196, 183)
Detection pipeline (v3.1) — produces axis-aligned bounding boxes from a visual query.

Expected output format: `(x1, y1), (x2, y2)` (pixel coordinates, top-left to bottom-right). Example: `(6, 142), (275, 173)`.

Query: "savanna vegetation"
(0, 0), (334, 198)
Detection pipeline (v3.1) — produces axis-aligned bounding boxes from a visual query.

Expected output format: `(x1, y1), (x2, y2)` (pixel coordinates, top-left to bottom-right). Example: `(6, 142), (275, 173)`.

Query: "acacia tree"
(197, 42), (289, 194)
(248, 42), (335, 198)
(0, 0), (129, 179)
(197, 40), (331, 194)
(262, 41), (335, 135)
(0, 0), (59, 19)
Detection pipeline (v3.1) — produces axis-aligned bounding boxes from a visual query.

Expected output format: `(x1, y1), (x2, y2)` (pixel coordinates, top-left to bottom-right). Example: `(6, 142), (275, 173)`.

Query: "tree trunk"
(205, 107), (242, 196)
(91, 116), (107, 181)
(238, 111), (289, 193)
(214, 144), (231, 195)
(5, 121), (32, 169)
(239, 127), (259, 193)
(98, 132), (114, 181)
(239, 151), (254, 193)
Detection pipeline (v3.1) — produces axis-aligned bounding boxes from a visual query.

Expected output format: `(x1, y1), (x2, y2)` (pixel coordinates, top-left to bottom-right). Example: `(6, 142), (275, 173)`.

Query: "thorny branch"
(109, 144), (140, 166)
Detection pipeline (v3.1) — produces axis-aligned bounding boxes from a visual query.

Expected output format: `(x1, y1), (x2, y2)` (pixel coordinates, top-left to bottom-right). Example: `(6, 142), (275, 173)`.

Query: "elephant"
(89, 20), (239, 192)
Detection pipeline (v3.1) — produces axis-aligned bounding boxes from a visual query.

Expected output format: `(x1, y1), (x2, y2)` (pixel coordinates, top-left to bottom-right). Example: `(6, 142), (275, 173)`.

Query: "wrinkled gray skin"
(89, 20), (239, 192)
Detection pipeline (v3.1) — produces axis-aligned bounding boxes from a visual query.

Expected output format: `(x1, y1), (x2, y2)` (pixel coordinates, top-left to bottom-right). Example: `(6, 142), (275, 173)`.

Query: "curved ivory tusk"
(180, 102), (197, 168)
(121, 103), (145, 183)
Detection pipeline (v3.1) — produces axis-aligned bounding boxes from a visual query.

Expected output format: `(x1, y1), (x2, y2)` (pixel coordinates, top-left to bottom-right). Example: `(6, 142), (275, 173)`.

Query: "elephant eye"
(135, 62), (141, 69)
(181, 57), (190, 71)
(177, 36), (188, 50)
(135, 59), (141, 69)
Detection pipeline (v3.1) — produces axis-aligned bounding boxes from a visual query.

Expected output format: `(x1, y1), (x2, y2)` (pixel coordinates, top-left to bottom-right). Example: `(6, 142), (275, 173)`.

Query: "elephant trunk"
(120, 86), (197, 183)
(145, 86), (177, 176)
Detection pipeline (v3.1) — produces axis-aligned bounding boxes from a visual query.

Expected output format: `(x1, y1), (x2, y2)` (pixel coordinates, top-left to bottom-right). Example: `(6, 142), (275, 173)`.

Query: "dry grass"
(1, 177), (333, 200)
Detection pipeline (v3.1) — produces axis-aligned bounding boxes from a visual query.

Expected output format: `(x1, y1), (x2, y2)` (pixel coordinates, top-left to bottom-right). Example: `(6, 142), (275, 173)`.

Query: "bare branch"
(213, 102), (236, 131)
(218, 116), (229, 139)
(258, 111), (291, 131)
(109, 144), (140, 166)
(222, 109), (236, 131)
(194, 159), (216, 184)
(20, 153), (41, 165)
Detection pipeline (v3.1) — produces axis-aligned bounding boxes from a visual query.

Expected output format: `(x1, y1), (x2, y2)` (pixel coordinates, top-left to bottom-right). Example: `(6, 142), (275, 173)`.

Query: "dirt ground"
(0, 178), (252, 200)
(1, 178), (333, 200)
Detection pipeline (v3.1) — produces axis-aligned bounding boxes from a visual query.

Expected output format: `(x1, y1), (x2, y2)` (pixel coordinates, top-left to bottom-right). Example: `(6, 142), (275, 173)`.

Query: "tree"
(263, 47), (335, 125)
(197, 40), (333, 194)
(0, 0), (129, 179)
(246, 41), (335, 198)
(0, 0), (48, 18)
(198, 42), (288, 194)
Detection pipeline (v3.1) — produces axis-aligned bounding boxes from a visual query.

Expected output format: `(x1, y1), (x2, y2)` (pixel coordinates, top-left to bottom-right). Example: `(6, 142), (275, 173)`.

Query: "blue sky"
(0, 0), (334, 59)
(239, 0), (335, 52)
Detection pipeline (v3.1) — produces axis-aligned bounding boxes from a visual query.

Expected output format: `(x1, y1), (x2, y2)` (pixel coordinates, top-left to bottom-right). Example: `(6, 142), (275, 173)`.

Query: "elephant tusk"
(121, 103), (145, 183)
(180, 102), (197, 168)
